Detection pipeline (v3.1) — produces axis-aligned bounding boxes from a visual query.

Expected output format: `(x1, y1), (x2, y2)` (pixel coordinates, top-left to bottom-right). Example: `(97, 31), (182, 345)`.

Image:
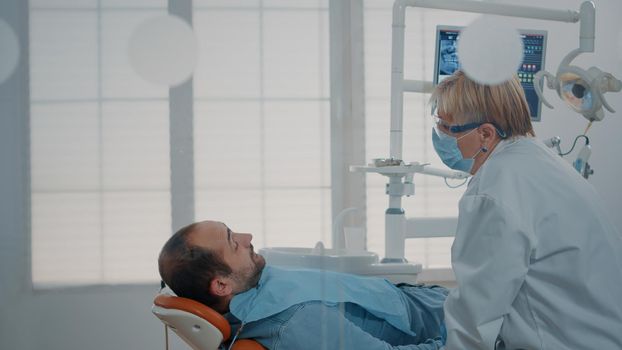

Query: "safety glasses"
(433, 115), (507, 138)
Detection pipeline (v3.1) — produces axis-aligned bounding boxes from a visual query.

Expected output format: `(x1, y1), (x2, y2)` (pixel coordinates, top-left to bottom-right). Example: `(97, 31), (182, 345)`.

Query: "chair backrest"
(152, 294), (230, 350)
(152, 294), (265, 350)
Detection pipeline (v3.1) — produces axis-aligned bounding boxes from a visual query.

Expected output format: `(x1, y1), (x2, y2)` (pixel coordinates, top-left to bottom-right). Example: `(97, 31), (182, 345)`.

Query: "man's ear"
(209, 276), (233, 297)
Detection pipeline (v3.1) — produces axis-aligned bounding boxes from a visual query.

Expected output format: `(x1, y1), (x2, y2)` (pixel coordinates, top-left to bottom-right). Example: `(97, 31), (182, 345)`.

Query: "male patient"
(158, 220), (447, 350)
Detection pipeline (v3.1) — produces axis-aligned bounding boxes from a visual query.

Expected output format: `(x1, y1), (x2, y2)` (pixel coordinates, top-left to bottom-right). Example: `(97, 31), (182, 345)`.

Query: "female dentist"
(430, 70), (622, 349)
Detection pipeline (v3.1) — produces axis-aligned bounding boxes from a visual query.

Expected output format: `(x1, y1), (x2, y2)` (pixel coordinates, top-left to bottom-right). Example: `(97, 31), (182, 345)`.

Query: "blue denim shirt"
(225, 284), (448, 350)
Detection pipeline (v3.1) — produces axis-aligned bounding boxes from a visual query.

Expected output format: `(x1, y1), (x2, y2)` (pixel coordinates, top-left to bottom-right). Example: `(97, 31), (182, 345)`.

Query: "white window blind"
(192, 1), (331, 250)
(30, 0), (171, 287)
(363, 1), (478, 269)
(30, 0), (330, 287)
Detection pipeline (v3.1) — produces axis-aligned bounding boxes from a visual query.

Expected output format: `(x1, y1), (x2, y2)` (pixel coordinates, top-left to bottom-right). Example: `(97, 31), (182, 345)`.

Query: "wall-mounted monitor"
(433, 25), (547, 121)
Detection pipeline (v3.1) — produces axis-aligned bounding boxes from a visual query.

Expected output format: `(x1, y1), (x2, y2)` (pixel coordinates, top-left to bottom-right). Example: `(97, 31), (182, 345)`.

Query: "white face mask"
(534, 48), (622, 122)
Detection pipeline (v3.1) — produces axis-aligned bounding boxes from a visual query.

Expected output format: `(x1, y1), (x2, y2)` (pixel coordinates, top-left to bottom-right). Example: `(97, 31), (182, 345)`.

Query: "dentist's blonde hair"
(430, 70), (535, 137)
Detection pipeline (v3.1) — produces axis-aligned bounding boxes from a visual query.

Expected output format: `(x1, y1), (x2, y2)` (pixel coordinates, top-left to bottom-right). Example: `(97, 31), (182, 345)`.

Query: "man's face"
(189, 221), (266, 293)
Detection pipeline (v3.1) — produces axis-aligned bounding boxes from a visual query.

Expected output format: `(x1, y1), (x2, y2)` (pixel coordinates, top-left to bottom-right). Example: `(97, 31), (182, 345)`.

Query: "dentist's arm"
(444, 194), (533, 349)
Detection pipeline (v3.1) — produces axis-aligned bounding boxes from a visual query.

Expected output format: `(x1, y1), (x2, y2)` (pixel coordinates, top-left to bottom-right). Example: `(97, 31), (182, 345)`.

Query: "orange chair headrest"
(154, 294), (232, 341)
(231, 339), (266, 350)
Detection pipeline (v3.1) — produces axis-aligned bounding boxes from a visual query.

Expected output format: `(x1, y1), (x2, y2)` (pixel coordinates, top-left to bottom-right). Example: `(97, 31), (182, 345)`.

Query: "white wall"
(1, 0), (621, 349)
(518, 0), (622, 231)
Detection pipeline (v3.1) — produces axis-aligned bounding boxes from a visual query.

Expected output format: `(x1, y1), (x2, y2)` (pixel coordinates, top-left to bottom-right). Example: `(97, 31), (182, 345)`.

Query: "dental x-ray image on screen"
(439, 37), (459, 76)
(433, 26), (547, 121)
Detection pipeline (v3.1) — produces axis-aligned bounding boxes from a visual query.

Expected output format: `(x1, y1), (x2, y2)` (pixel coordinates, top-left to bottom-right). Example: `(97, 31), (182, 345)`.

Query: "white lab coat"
(444, 136), (622, 349)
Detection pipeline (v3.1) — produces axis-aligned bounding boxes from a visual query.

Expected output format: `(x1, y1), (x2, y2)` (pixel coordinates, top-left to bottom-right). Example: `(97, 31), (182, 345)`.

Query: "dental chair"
(152, 294), (265, 350)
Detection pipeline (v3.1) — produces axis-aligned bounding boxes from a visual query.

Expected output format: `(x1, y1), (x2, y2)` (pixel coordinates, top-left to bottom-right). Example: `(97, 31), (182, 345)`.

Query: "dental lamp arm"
(579, 1), (595, 52)
(558, 48), (584, 71)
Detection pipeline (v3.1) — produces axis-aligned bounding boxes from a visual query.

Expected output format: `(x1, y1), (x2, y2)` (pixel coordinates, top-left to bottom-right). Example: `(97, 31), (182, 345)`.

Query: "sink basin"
(258, 246), (379, 274)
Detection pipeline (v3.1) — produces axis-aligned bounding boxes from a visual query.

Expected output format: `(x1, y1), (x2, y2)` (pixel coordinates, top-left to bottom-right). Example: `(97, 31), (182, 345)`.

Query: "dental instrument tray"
(351, 161), (470, 179)
(372, 158), (404, 167)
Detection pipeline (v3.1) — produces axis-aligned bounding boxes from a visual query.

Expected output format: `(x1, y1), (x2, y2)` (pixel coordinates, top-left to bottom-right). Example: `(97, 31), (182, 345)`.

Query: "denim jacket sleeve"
(272, 301), (444, 350)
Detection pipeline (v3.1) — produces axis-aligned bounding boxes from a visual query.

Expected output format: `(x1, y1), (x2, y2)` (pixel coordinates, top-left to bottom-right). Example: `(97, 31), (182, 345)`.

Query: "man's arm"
(274, 301), (444, 350)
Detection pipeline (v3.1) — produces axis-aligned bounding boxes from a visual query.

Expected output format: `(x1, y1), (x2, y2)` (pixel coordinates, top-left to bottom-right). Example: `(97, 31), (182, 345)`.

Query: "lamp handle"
(596, 72), (621, 113)
(534, 70), (557, 109)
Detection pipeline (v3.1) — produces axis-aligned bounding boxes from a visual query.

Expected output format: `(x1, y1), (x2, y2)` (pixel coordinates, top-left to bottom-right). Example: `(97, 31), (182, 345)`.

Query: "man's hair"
(430, 70), (535, 138)
(158, 222), (232, 308)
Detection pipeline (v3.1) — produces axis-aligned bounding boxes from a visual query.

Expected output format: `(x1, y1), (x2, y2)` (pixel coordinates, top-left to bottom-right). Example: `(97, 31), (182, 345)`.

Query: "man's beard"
(232, 255), (265, 293)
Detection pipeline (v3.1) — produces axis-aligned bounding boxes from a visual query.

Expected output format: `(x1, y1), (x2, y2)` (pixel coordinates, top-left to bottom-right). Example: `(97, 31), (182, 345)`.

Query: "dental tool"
(544, 134), (594, 179)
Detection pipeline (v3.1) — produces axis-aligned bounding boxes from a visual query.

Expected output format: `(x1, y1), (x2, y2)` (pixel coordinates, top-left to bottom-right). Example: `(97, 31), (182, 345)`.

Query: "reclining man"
(158, 220), (448, 350)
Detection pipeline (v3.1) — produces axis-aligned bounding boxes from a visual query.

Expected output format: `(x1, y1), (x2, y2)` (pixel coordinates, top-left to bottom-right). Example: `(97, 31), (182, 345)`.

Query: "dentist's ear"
(478, 123), (499, 143)
(478, 123), (501, 154)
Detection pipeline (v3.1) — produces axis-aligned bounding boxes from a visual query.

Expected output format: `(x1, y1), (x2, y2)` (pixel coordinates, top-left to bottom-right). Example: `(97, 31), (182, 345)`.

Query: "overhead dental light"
(535, 48), (622, 122)
(536, 48), (622, 179)
(535, 45), (621, 178)
(529, 1), (622, 180)
(534, 2), (622, 122)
